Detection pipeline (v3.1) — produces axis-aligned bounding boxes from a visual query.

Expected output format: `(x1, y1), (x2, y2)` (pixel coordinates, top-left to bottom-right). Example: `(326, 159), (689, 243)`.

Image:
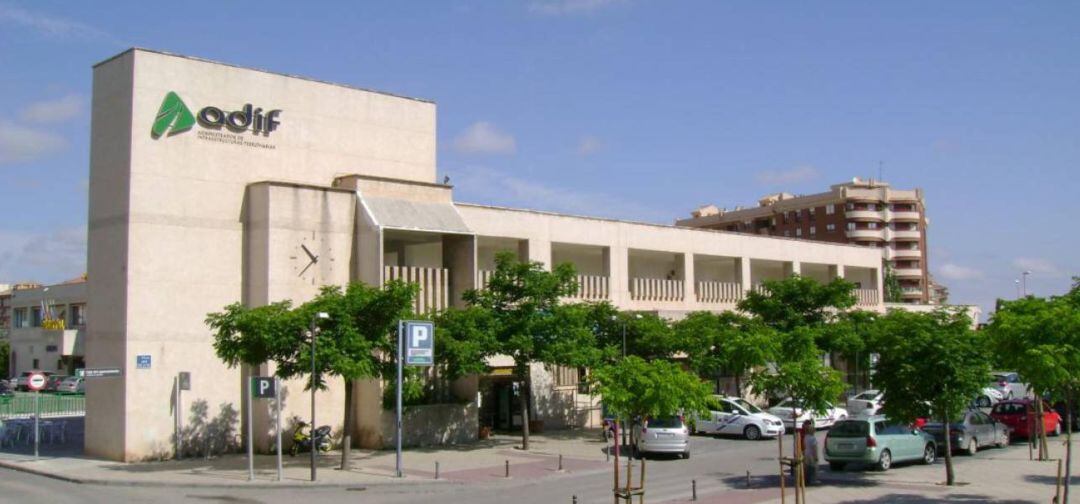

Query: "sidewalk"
(0, 430), (612, 488)
(670, 437), (1078, 504)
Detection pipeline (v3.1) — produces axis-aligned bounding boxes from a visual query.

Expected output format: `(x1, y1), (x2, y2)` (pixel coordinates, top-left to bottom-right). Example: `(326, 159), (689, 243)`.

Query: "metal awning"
(359, 196), (473, 234)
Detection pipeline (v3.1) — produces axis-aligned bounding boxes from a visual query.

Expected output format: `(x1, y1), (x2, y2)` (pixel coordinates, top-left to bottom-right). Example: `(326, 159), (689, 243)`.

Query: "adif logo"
(151, 91), (282, 138)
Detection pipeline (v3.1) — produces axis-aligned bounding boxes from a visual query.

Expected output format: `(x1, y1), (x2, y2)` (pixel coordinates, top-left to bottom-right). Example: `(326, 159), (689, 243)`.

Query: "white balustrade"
(630, 277), (685, 302)
(384, 265), (450, 313)
(570, 274), (610, 300)
(855, 288), (879, 306)
(695, 281), (742, 304)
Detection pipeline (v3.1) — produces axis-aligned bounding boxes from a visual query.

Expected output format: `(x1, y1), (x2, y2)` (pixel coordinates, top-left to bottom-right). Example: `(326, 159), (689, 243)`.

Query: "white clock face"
(291, 232), (333, 285)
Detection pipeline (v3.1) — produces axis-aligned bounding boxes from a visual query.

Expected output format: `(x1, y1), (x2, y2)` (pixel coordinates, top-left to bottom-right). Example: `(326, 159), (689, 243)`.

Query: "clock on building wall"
(291, 231), (334, 285)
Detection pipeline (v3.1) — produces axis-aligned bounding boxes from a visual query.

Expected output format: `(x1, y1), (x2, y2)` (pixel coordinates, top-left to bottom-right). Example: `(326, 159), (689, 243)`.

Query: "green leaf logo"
(151, 91), (196, 138)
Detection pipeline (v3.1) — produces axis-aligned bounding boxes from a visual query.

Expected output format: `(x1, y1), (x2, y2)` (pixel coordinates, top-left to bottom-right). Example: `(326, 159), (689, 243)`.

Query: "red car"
(990, 399), (1061, 438)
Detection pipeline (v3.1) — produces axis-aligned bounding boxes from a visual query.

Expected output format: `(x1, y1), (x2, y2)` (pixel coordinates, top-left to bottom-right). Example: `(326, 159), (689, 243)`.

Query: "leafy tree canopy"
(738, 275), (856, 332)
(591, 356), (711, 421)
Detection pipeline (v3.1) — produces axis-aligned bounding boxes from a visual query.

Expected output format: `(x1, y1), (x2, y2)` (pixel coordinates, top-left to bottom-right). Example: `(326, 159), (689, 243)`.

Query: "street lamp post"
(309, 311), (329, 482)
(1015, 279), (1021, 299)
(1021, 271), (1031, 297)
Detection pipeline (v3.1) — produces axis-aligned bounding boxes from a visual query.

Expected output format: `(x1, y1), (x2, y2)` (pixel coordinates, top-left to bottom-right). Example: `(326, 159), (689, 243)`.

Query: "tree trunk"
(340, 378), (353, 470)
(943, 414), (955, 486)
(520, 374), (531, 451)
(735, 373), (743, 398)
(1036, 392), (1048, 461)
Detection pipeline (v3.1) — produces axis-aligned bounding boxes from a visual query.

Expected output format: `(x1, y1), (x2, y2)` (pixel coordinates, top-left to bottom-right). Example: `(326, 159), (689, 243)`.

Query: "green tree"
(738, 275), (856, 333)
(0, 340), (9, 378)
(869, 309), (988, 486)
(590, 356), (711, 454)
(988, 284), (1080, 502)
(207, 280), (417, 468)
(675, 311), (777, 397)
(462, 251), (594, 450)
(883, 264), (904, 303)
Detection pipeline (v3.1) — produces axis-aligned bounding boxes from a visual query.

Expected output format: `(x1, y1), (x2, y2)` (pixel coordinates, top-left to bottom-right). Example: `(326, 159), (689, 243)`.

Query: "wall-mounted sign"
(84, 368), (123, 378)
(151, 91), (281, 150)
(136, 355), (152, 369)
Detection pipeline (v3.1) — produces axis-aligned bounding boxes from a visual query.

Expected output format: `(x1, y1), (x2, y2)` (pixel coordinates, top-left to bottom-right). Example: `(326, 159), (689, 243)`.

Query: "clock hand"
(301, 244), (319, 263)
(298, 260), (315, 278)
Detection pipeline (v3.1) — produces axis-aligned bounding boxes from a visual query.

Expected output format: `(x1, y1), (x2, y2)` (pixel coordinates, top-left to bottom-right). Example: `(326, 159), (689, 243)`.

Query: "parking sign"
(404, 321), (434, 366)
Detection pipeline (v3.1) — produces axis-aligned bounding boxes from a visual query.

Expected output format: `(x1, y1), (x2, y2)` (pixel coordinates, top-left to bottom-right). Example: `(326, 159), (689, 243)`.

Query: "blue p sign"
(404, 321), (434, 366)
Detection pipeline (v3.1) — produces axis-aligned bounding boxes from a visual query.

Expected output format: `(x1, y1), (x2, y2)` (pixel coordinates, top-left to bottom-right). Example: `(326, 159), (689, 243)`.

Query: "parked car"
(44, 374), (69, 392)
(974, 387), (1005, 408)
(990, 399), (1061, 438)
(922, 409), (1010, 455)
(825, 416), (937, 471)
(768, 399), (848, 430)
(633, 416), (690, 459)
(15, 371), (53, 391)
(56, 376), (85, 395)
(693, 396), (785, 440)
(989, 371), (1027, 400)
(846, 390), (884, 417)
(1052, 399), (1080, 431)
(0, 380), (12, 397)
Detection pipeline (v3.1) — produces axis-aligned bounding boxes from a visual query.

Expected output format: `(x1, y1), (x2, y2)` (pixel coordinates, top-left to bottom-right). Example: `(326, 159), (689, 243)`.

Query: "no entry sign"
(27, 372), (47, 391)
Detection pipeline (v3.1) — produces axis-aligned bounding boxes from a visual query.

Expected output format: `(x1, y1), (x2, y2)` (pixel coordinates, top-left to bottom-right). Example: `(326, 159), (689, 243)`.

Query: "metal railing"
(0, 392), (85, 420)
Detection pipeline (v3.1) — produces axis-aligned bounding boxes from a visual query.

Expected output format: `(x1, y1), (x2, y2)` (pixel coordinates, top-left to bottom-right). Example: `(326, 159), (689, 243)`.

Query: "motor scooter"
(289, 422), (332, 456)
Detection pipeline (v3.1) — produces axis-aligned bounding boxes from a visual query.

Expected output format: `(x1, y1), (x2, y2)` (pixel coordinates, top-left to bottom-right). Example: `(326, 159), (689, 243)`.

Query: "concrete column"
(830, 264), (845, 280)
(738, 257), (752, 295)
(785, 261), (801, 277)
(443, 234), (477, 308)
(522, 239), (551, 269)
(677, 253), (694, 303)
(609, 246), (629, 307)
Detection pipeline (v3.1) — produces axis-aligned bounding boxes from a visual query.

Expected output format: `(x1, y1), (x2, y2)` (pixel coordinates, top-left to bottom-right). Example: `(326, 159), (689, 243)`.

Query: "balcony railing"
(885, 247), (922, 260)
(695, 281), (742, 304)
(846, 229), (885, 240)
(385, 265), (449, 313)
(569, 274), (610, 300)
(888, 229), (920, 240)
(855, 288), (879, 306)
(893, 267), (922, 278)
(901, 287), (923, 297)
(846, 210), (884, 220)
(887, 210), (921, 221)
(630, 278), (685, 302)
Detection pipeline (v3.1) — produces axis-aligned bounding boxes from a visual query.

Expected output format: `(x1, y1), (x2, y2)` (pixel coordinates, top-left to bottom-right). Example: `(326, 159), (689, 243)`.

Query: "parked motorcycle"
(289, 422), (332, 456)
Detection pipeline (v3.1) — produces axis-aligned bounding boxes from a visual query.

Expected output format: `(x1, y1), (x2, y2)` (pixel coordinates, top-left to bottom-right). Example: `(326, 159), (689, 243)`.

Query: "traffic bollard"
(558, 454), (563, 471)
(572, 496), (578, 504)
(505, 459), (510, 478)
(692, 479), (697, 501)
(435, 461), (440, 480)
(746, 470), (751, 488)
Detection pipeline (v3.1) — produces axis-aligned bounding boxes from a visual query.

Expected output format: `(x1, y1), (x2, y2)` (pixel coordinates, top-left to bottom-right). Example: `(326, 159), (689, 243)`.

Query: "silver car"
(633, 416), (690, 459)
(989, 372), (1027, 400)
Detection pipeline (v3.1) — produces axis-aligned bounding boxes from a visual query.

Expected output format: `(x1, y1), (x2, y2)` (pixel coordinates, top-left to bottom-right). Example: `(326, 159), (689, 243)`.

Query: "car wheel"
(682, 450), (690, 460)
(996, 432), (1009, 448)
(923, 443), (936, 464)
(744, 425), (762, 441)
(966, 438), (977, 456)
(829, 461), (845, 471)
(977, 396), (991, 408)
(876, 450), (892, 471)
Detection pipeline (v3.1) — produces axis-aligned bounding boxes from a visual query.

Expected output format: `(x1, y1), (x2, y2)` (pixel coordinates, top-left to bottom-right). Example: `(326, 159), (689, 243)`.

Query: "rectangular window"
(826, 223), (836, 232)
(796, 228), (803, 237)
(846, 222), (856, 231)
(867, 222), (878, 229)
(14, 307), (27, 328)
(826, 204), (835, 215)
(809, 226), (816, 236)
(31, 307), (42, 327)
(33, 358), (40, 369)
(846, 202), (855, 211)
(867, 203), (876, 211)
(70, 304), (85, 326)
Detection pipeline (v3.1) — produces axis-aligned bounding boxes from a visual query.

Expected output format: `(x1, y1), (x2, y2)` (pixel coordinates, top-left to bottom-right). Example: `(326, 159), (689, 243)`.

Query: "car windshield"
(647, 417), (684, 429)
(733, 399), (763, 414)
(830, 420), (869, 438)
(774, 399), (802, 409)
(852, 392), (879, 401)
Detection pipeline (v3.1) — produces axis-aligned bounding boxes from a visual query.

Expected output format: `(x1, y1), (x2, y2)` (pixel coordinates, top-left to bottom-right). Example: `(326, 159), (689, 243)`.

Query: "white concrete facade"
(5, 280), (87, 378)
(86, 48), (885, 461)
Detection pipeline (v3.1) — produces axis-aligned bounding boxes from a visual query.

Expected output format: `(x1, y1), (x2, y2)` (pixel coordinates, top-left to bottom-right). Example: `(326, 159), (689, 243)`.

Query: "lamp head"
(316, 312), (329, 320)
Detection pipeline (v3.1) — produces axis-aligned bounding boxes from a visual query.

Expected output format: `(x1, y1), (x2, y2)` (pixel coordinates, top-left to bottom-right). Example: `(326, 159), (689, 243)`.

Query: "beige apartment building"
(677, 178), (934, 303)
(86, 48), (887, 461)
(4, 279), (86, 378)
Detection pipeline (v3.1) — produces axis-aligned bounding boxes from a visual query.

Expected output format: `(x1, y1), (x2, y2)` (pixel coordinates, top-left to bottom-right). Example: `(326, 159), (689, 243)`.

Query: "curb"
(0, 459), (457, 489)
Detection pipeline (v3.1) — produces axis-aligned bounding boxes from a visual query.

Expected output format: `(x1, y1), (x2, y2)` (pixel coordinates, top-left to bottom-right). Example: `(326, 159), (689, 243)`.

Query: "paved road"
(0, 431), (1015, 504)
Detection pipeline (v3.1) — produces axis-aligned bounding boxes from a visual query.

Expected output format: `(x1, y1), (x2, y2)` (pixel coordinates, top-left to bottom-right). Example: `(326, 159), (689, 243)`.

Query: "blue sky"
(1, 1), (1077, 318)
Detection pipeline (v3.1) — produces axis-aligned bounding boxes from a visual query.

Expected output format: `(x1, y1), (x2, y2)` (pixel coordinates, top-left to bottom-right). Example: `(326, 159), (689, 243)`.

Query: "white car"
(846, 390), (884, 417)
(693, 396), (786, 440)
(768, 399), (848, 430)
(974, 387), (1004, 408)
(989, 372), (1028, 400)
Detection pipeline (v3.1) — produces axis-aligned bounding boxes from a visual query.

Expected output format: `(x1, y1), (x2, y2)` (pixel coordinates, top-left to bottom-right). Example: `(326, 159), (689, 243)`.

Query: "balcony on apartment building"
(383, 230), (476, 313)
(846, 228), (885, 241)
(884, 247), (922, 260)
(893, 266), (923, 278)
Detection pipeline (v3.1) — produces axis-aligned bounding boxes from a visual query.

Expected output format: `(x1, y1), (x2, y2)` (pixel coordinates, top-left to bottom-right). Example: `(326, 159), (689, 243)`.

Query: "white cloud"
(451, 166), (669, 223)
(0, 227), (86, 283)
(0, 121), (67, 165)
(755, 165), (820, 186)
(577, 135), (602, 156)
(453, 121), (517, 155)
(21, 94), (84, 123)
(1012, 257), (1060, 275)
(937, 263), (984, 281)
(0, 4), (112, 41)
(529, 0), (626, 15)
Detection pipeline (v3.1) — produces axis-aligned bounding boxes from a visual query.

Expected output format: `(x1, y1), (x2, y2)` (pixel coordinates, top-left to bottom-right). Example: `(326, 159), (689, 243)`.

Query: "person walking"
(802, 420), (819, 485)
